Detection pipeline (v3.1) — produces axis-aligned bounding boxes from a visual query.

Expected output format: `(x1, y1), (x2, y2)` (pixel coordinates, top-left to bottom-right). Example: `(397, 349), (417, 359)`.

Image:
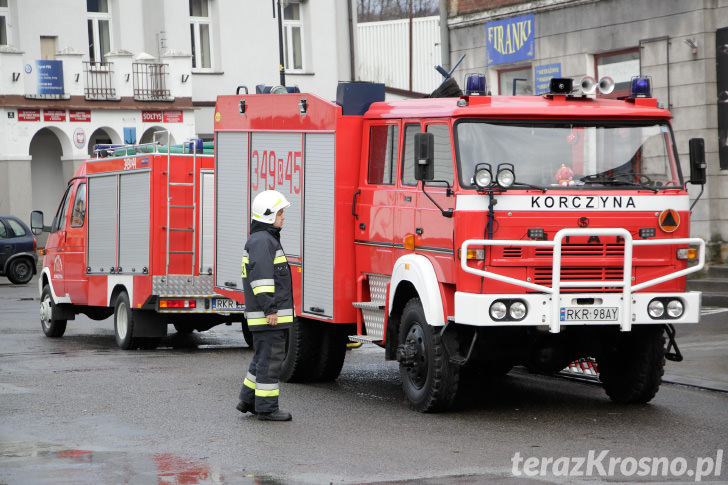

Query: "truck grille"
(532, 266), (624, 292)
(534, 244), (625, 257)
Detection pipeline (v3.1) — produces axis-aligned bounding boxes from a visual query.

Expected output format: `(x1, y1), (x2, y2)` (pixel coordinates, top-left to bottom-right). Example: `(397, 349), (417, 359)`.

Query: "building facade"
(443, 0), (728, 259)
(0, 0), (355, 223)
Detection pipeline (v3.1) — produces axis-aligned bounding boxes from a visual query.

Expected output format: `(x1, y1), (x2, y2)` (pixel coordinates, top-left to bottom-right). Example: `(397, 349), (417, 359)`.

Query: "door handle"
(404, 195), (412, 202)
(352, 190), (361, 220)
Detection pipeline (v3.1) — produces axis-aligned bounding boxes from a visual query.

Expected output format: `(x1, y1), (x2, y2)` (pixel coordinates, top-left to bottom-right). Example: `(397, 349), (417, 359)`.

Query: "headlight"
(490, 301), (507, 320)
(666, 299), (684, 318)
(474, 168), (492, 188)
(648, 299), (664, 318)
(509, 301), (527, 320)
(496, 168), (515, 188)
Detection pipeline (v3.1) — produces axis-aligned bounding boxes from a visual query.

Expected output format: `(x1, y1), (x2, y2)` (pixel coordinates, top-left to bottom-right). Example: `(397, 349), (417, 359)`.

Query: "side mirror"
(414, 132), (434, 181)
(30, 210), (47, 235)
(688, 138), (706, 185)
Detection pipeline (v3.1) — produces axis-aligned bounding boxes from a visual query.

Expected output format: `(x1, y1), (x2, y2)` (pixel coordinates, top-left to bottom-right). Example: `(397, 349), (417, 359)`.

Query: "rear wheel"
(114, 292), (138, 350)
(241, 321), (254, 348)
(312, 324), (348, 381)
(598, 326), (665, 404)
(280, 318), (320, 382)
(398, 298), (459, 412)
(40, 284), (67, 338)
(7, 258), (34, 284)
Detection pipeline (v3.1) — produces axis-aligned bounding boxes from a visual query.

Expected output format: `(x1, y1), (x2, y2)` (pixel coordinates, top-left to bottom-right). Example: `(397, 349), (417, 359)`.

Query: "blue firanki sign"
(486, 14), (535, 66)
(535, 63), (561, 94)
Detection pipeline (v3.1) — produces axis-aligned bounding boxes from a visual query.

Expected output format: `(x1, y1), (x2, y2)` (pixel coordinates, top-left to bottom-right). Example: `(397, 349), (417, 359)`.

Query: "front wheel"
(598, 326), (666, 404)
(7, 258), (34, 284)
(40, 284), (67, 338)
(398, 298), (459, 412)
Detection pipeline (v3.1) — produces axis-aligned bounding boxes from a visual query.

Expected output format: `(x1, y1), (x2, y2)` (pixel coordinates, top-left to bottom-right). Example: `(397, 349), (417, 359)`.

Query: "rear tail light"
(159, 299), (197, 309)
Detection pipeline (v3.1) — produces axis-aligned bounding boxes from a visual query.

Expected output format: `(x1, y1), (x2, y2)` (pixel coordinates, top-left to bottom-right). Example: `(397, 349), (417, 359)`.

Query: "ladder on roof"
(158, 131), (198, 278)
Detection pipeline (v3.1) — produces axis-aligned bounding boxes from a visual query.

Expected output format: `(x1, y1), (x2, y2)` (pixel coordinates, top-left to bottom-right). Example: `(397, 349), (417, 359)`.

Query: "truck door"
(44, 183), (74, 298)
(397, 122), (422, 259)
(417, 122), (455, 281)
(65, 182), (88, 302)
(355, 122), (399, 274)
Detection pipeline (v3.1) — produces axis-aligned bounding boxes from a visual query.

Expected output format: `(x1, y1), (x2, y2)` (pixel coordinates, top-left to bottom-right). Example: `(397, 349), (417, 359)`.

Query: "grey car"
(0, 215), (38, 284)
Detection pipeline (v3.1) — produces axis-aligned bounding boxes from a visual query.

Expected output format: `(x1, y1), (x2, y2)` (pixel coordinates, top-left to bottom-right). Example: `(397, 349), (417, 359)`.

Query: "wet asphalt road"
(1, 279), (727, 484)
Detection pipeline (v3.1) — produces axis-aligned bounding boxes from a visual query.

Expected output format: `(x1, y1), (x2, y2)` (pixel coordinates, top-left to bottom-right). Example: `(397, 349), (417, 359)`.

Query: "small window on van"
(71, 183), (87, 227)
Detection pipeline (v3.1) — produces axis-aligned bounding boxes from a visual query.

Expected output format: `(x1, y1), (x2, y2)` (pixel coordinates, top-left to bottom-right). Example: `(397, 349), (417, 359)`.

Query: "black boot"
(257, 409), (292, 421)
(236, 401), (257, 415)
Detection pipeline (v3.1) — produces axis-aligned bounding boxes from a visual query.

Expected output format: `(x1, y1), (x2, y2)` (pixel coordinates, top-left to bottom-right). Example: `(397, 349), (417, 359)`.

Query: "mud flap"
(440, 322), (477, 365)
(131, 310), (168, 338)
(54, 304), (75, 321)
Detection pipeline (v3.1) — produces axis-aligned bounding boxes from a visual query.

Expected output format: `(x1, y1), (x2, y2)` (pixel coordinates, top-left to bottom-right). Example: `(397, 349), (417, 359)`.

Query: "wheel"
(397, 298), (459, 412)
(7, 258), (34, 285)
(598, 326), (665, 404)
(137, 337), (160, 350)
(114, 291), (138, 350)
(40, 284), (67, 338)
(312, 324), (348, 381)
(241, 321), (254, 348)
(280, 318), (321, 382)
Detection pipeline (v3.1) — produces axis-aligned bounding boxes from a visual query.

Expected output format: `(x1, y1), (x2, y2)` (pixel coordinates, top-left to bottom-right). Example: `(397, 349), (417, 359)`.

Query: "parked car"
(0, 215), (37, 284)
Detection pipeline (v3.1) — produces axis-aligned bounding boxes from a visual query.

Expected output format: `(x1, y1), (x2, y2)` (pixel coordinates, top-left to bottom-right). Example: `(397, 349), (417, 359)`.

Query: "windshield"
(455, 121), (682, 190)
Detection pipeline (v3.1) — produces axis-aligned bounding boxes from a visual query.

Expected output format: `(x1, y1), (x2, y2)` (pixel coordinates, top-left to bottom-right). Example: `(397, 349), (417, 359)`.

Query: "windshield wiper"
(580, 174), (658, 193)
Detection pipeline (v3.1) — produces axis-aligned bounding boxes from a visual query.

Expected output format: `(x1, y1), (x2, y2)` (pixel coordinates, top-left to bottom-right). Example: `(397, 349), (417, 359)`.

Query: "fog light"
(496, 168), (515, 188)
(474, 168), (492, 188)
(676, 248), (697, 260)
(510, 301), (527, 320)
(666, 299), (684, 318)
(490, 301), (507, 320)
(648, 299), (664, 318)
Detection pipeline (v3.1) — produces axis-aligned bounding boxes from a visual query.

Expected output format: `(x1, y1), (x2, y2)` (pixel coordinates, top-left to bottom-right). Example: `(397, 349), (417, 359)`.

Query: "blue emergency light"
(465, 73), (487, 95)
(630, 76), (652, 97)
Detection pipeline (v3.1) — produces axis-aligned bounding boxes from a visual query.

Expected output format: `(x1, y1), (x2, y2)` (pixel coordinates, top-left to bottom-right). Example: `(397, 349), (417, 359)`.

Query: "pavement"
(2, 274), (727, 394)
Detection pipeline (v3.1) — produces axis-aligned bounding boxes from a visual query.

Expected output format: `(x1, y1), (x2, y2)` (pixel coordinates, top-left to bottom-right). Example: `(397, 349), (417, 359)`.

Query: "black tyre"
(114, 291), (138, 350)
(280, 318), (321, 382)
(174, 323), (194, 334)
(598, 326), (666, 404)
(7, 258), (34, 285)
(312, 324), (348, 381)
(241, 321), (254, 348)
(137, 337), (161, 350)
(40, 284), (67, 338)
(398, 298), (459, 412)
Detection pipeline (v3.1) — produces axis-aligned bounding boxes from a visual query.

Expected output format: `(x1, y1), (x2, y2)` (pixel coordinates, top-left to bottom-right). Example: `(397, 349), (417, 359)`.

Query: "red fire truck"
(31, 137), (249, 350)
(213, 75), (706, 412)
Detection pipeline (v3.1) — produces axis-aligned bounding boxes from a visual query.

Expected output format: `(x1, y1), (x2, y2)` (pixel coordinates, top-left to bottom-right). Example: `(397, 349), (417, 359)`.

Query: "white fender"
(389, 254), (446, 326)
(39, 267), (72, 304)
(107, 275), (134, 307)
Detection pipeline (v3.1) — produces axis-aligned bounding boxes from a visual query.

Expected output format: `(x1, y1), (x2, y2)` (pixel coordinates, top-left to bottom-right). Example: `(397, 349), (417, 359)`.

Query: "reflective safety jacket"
(241, 224), (294, 332)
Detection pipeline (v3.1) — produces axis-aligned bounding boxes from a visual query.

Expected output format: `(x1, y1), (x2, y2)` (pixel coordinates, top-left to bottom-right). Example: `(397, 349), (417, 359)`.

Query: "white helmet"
(251, 190), (291, 224)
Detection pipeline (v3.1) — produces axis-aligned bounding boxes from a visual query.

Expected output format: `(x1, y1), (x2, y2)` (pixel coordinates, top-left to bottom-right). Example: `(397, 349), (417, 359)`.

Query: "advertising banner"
(24, 60), (65, 96)
(535, 63), (561, 94)
(486, 14), (535, 66)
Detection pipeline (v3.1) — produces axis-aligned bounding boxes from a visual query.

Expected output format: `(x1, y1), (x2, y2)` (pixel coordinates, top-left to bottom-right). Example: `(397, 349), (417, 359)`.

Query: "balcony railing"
(133, 62), (172, 101)
(84, 61), (116, 100)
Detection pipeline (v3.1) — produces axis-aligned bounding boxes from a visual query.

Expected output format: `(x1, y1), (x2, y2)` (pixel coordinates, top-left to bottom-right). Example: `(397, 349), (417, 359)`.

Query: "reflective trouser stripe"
(243, 372), (256, 390)
(273, 256), (287, 264)
(255, 382), (279, 397)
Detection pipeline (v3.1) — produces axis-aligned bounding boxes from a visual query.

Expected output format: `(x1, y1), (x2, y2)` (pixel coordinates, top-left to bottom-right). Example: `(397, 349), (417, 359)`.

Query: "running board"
(348, 335), (383, 344)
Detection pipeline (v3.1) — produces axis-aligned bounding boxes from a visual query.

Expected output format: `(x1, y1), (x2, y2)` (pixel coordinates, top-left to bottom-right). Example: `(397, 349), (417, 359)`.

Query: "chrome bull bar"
(460, 228), (705, 333)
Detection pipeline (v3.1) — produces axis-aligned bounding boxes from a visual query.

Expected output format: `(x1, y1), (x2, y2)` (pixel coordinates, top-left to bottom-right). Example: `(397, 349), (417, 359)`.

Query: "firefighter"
(237, 190), (294, 421)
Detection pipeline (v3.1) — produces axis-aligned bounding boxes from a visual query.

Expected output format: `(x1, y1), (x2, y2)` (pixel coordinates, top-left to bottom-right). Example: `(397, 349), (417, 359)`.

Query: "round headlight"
(497, 168), (515, 188)
(474, 168), (492, 188)
(666, 299), (684, 318)
(509, 301), (527, 320)
(648, 299), (664, 318)
(490, 301), (507, 320)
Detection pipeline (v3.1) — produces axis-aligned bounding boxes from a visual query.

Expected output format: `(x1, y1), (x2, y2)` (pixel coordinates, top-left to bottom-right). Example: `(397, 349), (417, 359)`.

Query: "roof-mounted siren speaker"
(598, 76), (615, 95)
(581, 76), (597, 95)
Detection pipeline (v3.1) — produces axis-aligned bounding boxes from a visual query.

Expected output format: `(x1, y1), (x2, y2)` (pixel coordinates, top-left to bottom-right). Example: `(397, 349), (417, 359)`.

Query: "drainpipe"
(347, 0), (356, 81)
(439, 0), (450, 71)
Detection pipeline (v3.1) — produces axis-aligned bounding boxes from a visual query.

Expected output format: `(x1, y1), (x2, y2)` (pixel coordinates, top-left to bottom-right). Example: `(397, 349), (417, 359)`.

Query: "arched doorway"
(140, 126), (176, 147)
(87, 127), (121, 156)
(30, 128), (66, 220)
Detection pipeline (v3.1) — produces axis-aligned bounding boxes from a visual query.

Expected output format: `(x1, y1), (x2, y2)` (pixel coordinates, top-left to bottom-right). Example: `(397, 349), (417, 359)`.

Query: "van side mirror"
(688, 138), (706, 185)
(414, 132), (434, 181)
(30, 210), (48, 235)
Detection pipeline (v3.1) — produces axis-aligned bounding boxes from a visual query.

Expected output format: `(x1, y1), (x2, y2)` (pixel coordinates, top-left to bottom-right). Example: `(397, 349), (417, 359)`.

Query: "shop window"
(190, 0), (212, 69)
(368, 125), (399, 185)
(596, 49), (640, 98)
(283, 2), (304, 71)
(498, 66), (532, 95)
(87, 0), (111, 64)
(0, 0), (8, 46)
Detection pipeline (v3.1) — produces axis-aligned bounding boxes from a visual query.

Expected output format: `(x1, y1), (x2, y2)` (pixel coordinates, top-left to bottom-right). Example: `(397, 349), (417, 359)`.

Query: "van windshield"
(455, 120), (682, 190)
